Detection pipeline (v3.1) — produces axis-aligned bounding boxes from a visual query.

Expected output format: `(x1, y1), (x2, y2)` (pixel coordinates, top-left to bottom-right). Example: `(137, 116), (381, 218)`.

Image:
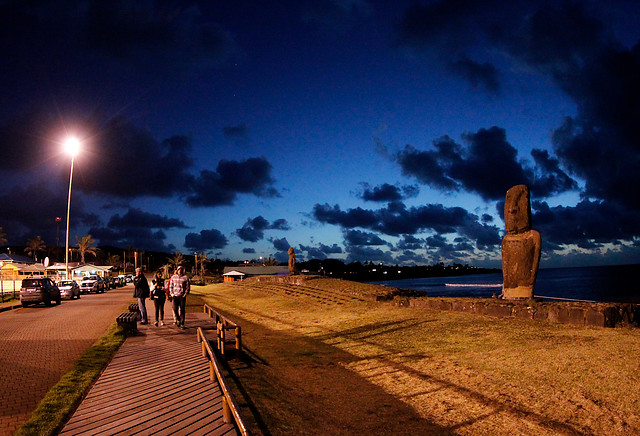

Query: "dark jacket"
(150, 277), (165, 300)
(133, 274), (150, 298)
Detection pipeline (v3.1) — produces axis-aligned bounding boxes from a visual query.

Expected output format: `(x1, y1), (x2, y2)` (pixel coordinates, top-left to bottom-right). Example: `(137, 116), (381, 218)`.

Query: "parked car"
(57, 280), (81, 300)
(79, 275), (105, 294)
(103, 276), (114, 290)
(20, 278), (61, 307)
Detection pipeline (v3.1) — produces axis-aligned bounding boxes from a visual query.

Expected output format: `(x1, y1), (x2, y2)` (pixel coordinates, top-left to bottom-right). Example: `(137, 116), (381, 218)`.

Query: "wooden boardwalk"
(60, 313), (238, 436)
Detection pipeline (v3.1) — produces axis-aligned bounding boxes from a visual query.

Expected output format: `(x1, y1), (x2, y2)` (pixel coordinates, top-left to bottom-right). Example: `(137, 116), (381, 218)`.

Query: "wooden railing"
(203, 304), (242, 358)
(196, 327), (249, 435)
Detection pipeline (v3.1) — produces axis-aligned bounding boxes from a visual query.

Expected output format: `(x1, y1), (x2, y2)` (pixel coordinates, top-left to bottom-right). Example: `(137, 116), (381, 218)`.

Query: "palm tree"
(24, 236), (46, 260)
(198, 252), (208, 277)
(0, 227), (7, 245)
(106, 254), (121, 267)
(264, 256), (278, 266)
(76, 234), (98, 264)
(167, 251), (184, 272)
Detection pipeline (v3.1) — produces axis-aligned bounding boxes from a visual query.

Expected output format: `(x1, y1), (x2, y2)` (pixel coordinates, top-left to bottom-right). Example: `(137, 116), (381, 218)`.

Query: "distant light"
(64, 137), (80, 157)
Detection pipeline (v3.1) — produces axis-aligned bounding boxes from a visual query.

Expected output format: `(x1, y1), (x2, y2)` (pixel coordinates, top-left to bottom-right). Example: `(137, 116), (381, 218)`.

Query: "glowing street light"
(64, 137), (80, 280)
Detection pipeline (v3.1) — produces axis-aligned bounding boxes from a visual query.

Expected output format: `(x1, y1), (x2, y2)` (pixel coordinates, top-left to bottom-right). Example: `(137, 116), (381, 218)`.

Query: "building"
(222, 266), (289, 282)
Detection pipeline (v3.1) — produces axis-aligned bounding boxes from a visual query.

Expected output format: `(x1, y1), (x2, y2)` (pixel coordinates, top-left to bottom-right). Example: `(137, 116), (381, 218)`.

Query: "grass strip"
(15, 323), (129, 436)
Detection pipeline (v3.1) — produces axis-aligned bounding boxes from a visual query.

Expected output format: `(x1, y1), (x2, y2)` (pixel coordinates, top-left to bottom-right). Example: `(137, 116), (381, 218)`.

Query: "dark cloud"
(223, 124), (248, 138)
(107, 208), (187, 229)
(313, 201), (468, 236)
(533, 199), (640, 251)
(343, 229), (387, 246)
(448, 56), (499, 93)
(358, 183), (419, 202)
(299, 242), (343, 260)
(272, 237), (290, 252)
(187, 157), (279, 207)
(184, 229), (228, 251)
(89, 226), (169, 252)
(345, 245), (395, 264)
(235, 216), (290, 242)
(397, 235), (423, 250)
(396, 127), (577, 200)
(395, 0), (639, 219)
(0, 112), (195, 197)
(0, 182), (88, 245)
(313, 201), (501, 254)
(242, 247), (256, 254)
(85, 1), (236, 70)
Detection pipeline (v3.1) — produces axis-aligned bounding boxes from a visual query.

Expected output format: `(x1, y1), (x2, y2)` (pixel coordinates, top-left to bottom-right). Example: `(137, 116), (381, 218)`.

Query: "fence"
(196, 327), (249, 435)
(0, 280), (19, 303)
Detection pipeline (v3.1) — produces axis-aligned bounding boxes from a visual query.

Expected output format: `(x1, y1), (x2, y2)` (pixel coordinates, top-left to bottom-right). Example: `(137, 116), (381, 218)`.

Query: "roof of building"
(72, 264), (113, 272)
(222, 266), (289, 276)
(0, 253), (36, 264)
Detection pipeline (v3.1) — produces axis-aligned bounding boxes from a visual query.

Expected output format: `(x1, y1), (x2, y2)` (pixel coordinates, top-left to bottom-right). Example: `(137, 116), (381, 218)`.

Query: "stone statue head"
(504, 184), (531, 234)
(288, 247), (295, 256)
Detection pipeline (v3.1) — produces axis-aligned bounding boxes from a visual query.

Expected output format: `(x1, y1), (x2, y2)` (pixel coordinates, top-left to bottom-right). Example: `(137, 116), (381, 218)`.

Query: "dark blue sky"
(1, 0), (639, 268)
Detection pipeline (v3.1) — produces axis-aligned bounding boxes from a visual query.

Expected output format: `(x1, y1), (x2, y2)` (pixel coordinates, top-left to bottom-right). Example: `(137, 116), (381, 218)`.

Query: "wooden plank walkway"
(60, 313), (238, 436)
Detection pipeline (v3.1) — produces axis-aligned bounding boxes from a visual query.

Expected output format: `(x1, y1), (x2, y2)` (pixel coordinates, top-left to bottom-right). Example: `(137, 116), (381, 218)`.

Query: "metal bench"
(117, 312), (138, 332)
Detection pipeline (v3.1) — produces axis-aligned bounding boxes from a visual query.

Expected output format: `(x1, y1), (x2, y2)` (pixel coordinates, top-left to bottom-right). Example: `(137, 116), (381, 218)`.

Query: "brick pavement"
(0, 286), (136, 436)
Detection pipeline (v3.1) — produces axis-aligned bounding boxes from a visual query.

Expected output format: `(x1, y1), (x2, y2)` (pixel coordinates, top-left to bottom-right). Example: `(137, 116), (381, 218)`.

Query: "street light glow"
(64, 137), (80, 157)
(64, 136), (80, 279)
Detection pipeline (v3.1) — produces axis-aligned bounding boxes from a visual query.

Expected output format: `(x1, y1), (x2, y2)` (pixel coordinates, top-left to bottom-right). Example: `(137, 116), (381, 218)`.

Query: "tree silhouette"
(264, 256), (278, 266)
(24, 236), (46, 260)
(76, 234), (98, 264)
(167, 252), (184, 272)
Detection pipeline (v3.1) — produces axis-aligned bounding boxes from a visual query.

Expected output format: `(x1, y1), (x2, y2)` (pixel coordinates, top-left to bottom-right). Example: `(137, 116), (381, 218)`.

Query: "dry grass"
(190, 278), (640, 435)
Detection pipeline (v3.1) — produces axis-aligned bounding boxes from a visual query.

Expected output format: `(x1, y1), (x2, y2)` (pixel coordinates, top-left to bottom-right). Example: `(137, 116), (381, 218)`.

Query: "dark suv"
(20, 278), (62, 307)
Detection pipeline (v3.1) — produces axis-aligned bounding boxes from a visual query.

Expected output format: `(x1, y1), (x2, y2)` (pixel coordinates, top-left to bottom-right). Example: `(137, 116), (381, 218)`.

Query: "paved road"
(0, 285), (137, 436)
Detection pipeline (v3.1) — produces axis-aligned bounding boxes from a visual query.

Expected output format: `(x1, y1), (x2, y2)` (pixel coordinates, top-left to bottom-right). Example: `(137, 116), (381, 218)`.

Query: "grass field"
(190, 277), (640, 435)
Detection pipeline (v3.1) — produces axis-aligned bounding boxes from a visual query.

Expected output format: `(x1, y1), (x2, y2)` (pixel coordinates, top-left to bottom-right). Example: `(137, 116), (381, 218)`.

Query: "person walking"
(133, 267), (150, 325)
(167, 265), (190, 329)
(150, 270), (166, 327)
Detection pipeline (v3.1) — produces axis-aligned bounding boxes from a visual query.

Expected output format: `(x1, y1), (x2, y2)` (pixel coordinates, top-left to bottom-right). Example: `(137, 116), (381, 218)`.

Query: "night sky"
(1, 0), (639, 268)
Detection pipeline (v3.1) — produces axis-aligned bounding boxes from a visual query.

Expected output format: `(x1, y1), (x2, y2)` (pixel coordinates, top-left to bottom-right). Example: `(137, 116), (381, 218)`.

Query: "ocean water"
(372, 264), (640, 303)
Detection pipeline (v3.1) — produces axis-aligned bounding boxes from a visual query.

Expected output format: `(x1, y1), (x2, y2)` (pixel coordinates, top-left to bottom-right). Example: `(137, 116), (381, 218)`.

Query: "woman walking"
(150, 270), (166, 327)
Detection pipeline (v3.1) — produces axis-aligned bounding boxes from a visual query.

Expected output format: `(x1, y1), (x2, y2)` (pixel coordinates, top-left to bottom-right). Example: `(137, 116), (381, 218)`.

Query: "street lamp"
(64, 137), (80, 280)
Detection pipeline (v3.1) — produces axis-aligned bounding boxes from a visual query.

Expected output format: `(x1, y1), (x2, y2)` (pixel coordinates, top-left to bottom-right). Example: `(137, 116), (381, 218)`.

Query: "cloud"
(223, 124), (249, 138)
(345, 245), (395, 264)
(0, 181), (89, 245)
(299, 242), (343, 260)
(84, 1), (236, 71)
(242, 247), (256, 254)
(89, 226), (169, 252)
(343, 229), (387, 246)
(532, 199), (640, 251)
(397, 235), (424, 250)
(448, 56), (500, 93)
(235, 216), (290, 242)
(395, 126), (577, 200)
(272, 237), (291, 252)
(107, 208), (187, 229)
(184, 229), (228, 251)
(187, 157), (279, 207)
(358, 183), (419, 202)
(313, 201), (469, 235)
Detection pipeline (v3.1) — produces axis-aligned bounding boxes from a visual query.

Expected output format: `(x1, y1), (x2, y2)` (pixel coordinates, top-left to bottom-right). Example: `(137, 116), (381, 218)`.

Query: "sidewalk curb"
(0, 303), (21, 313)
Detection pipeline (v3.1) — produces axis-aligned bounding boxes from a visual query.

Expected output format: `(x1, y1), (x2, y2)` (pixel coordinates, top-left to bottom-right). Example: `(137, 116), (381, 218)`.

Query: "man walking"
(167, 265), (190, 329)
(133, 267), (150, 325)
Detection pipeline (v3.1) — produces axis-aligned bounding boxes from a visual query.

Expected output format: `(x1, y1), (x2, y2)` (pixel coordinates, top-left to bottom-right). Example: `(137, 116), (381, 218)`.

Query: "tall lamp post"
(64, 137), (80, 280)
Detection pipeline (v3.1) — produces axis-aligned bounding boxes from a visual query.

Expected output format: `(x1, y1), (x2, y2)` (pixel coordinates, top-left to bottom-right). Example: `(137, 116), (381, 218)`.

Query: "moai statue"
(501, 185), (541, 299)
(288, 247), (296, 275)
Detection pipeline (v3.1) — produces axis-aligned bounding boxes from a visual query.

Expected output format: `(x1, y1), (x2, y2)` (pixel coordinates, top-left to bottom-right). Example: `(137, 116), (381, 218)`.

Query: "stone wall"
(392, 296), (639, 328)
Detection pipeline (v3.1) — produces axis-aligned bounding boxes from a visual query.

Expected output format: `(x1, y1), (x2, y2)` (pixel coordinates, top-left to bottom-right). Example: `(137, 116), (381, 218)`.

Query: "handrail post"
(235, 326), (242, 352)
(222, 396), (232, 424)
